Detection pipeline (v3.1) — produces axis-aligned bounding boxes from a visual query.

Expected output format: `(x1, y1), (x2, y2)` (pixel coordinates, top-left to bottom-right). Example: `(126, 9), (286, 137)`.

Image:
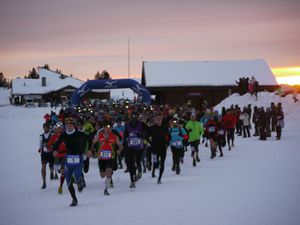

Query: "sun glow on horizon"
(272, 67), (300, 85)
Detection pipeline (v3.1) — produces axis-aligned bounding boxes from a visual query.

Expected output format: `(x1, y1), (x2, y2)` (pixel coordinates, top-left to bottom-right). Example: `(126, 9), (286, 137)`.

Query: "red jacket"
(205, 120), (218, 134)
(47, 134), (66, 158)
(223, 113), (237, 129)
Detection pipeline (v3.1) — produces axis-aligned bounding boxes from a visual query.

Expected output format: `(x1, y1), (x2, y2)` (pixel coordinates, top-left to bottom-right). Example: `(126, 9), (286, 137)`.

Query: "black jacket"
(53, 130), (87, 155)
(148, 124), (170, 151)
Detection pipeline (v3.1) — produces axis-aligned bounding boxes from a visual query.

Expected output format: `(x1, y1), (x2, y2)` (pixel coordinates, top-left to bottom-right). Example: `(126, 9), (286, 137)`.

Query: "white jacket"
(239, 113), (250, 126)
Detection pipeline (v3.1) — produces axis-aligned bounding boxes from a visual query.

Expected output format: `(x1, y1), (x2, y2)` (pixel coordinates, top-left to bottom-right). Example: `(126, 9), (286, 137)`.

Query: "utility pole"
(128, 37), (130, 79)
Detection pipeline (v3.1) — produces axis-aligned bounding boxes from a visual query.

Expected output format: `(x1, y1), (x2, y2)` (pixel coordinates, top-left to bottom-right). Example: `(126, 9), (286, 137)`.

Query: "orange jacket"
(47, 134), (66, 158)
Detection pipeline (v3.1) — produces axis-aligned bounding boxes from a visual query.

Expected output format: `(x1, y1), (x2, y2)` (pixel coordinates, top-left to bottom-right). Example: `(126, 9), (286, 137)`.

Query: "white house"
(11, 68), (138, 105)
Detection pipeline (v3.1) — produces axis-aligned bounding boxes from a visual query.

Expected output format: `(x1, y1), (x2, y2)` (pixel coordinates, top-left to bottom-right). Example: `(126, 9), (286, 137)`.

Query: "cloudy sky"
(0, 0), (299, 82)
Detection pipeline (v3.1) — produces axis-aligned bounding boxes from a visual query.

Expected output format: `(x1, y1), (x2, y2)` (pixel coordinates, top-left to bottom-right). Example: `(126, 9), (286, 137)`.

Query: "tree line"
(23, 64), (111, 80)
(1, 64), (112, 88)
(0, 72), (10, 88)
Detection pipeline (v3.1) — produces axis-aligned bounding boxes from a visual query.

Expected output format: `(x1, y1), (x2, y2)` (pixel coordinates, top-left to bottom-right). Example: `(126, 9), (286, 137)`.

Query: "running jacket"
(53, 130), (87, 155)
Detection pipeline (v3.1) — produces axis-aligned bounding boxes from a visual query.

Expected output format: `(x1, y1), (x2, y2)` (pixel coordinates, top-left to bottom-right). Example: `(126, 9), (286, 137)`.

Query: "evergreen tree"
(100, 70), (111, 80)
(28, 68), (39, 79)
(0, 72), (6, 87)
(95, 71), (101, 80)
(42, 64), (50, 69)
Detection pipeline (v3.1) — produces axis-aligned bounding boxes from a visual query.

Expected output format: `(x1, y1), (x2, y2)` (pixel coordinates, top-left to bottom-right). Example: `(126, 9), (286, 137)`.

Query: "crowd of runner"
(39, 99), (285, 207)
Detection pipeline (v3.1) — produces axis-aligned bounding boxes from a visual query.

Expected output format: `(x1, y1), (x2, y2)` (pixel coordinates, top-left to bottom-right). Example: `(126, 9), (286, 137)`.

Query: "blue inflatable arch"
(71, 79), (152, 106)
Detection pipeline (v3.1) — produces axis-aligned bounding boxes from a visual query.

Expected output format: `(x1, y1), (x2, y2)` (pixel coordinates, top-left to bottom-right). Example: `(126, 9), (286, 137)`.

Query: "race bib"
(128, 138), (142, 148)
(208, 126), (216, 132)
(218, 130), (224, 135)
(100, 150), (112, 160)
(43, 146), (49, 152)
(66, 155), (80, 165)
(171, 140), (182, 148)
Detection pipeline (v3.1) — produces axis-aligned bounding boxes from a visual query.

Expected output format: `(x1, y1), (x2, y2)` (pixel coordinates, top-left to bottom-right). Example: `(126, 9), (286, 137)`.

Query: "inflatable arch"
(71, 79), (151, 106)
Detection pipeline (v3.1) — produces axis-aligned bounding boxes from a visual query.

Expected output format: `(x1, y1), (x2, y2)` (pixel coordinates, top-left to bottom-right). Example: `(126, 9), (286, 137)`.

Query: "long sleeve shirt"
(53, 130), (87, 155)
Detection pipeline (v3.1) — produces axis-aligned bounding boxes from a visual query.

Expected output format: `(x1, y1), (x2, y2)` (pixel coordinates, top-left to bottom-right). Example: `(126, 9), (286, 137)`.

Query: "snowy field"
(0, 88), (300, 225)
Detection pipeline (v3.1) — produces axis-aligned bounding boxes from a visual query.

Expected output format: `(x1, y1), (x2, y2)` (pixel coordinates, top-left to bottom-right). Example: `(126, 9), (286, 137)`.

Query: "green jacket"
(84, 122), (95, 136)
(185, 120), (204, 142)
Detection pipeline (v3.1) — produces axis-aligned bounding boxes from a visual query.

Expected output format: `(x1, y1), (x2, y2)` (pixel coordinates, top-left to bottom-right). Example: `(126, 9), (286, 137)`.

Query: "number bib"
(208, 126), (216, 132)
(128, 137), (143, 149)
(218, 130), (224, 135)
(66, 155), (80, 165)
(171, 140), (182, 148)
(99, 149), (112, 160)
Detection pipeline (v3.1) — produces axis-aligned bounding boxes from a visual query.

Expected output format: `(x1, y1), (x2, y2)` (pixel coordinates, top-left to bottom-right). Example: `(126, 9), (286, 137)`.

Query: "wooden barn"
(141, 59), (279, 108)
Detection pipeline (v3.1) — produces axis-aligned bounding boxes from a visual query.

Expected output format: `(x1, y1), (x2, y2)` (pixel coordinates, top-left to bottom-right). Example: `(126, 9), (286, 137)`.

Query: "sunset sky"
(0, 0), (299, 84)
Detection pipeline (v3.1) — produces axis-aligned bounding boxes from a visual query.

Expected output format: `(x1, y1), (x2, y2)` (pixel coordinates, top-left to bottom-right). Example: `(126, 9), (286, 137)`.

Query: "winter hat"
(43, 123), (50, 128)
(65, 117), (75, 125)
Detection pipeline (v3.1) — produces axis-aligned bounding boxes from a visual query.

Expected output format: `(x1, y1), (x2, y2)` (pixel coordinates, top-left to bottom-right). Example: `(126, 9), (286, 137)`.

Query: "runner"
(185, 113), (204, 166)
(216, 115), (226, 157)
(92, 121), (123, 195)
(223, 110), (237, 150)
(76, 119), (90, 188)
(113, 118), (126, 169)
(148, 113), (170, 184)
(205, 115), (218, 159)
(53, 117), (87, 207)
(38, 123), (54, 189)
(47, 122), (66, 194)
(124, 114), (147, 188)
(169, 118), (188, 174)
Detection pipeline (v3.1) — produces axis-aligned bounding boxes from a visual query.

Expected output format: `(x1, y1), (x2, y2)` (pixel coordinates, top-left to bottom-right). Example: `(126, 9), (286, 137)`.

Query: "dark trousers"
(146, 146), (152, 170)
(259, 126), (266, 140)
(83, 157), (89, 173)
(226, 128), (235, 147)
(171, 146), (183, 168)
(152, 148), (167, 180)
(276, 126), (282, 139)
(190, 140), (200, 153)
(271, 118), (276, 132)
(254, 123), (260, 136)
(217, 136), (225, 156)
(243, 125), (250, 137)
(127, 148), (143, 182)
(236, 121), (242, 135)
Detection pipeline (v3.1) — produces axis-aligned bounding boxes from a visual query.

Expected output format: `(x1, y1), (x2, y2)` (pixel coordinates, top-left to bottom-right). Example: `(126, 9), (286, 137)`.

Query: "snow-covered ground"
(0, 88), (10, 106)
(0, 89), (300, 225)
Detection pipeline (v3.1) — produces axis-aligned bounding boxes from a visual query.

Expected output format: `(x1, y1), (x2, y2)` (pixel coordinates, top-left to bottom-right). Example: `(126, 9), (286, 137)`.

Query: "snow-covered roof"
(12, 68), (84, 95)
(110, 77), (141, 100)
(143, 59), (278, 87)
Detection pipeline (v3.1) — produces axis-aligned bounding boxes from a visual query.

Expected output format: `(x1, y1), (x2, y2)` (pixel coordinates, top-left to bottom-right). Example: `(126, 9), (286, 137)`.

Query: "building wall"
(149, 85), (278, 108)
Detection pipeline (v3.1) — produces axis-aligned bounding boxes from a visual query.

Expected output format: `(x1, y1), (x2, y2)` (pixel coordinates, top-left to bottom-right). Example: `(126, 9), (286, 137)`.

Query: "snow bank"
(215, 91), (300, 125)
(0, 88), (10, 106)
(0, 90), (300, 225)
